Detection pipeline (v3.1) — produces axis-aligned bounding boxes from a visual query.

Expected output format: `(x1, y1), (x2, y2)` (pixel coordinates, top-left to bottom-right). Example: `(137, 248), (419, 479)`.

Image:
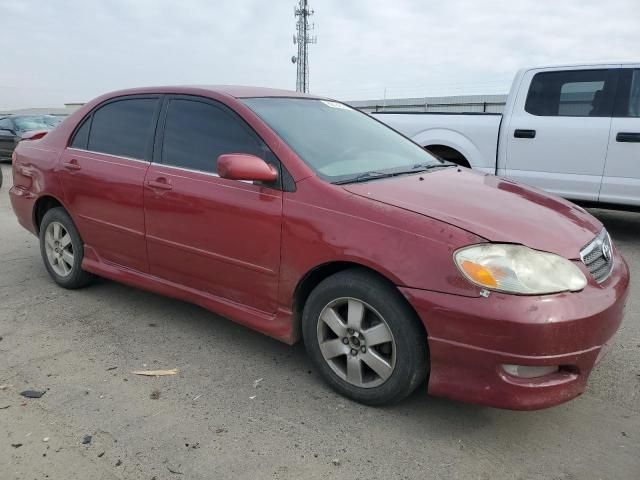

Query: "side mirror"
(217, 153), (278, 183)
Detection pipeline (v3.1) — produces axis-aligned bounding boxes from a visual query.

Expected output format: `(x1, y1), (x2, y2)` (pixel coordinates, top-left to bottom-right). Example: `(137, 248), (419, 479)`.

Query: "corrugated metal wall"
(347, 94), (508, 113)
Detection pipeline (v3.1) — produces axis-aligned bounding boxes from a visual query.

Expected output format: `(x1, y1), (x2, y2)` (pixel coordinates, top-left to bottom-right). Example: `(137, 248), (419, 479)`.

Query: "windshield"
(13, 115), (62, 132)
(242, 98), (443, 183)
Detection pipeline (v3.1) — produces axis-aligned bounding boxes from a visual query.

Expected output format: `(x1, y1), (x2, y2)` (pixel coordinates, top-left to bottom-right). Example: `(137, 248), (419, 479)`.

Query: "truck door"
(600, 67), (640, 207)
(504, 67), (617, 202)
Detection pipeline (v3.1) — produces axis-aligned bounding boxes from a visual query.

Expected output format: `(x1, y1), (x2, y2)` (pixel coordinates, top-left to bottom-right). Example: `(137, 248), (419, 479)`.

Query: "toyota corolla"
(9, 86), (630, 409)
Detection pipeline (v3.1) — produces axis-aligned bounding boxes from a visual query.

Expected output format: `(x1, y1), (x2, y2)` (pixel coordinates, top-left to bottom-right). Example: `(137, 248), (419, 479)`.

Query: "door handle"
(514, 129), (536, 139)
(146, 179), (173, 191)
(62, 160), (81, 171)
(616, 132), (640, 143)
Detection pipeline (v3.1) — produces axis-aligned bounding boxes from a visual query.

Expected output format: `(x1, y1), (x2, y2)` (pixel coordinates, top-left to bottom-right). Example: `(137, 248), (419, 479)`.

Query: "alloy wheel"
(44, 221), (74, 277)
(316, 297), (396, 388)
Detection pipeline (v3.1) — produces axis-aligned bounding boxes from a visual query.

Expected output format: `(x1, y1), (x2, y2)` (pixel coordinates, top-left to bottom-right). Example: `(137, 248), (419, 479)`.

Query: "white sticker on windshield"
(321, 100), (352, 110)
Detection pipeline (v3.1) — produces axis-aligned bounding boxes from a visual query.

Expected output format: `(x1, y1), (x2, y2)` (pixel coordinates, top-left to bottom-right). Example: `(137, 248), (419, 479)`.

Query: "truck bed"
(372, 112), (502, 174)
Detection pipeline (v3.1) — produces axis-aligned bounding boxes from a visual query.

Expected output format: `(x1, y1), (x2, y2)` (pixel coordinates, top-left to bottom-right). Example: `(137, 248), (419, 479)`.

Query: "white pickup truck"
(375, 62), (640, 208)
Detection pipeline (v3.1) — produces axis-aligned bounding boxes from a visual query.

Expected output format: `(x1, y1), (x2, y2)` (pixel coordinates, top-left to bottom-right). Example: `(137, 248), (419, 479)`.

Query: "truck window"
(613, 69), (640, 118)
(630, 71), (640, 117)
(525, 69), (614, 117)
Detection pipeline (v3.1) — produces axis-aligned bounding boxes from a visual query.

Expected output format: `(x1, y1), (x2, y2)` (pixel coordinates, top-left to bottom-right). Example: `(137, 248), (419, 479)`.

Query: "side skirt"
(81, 246), (297, 344)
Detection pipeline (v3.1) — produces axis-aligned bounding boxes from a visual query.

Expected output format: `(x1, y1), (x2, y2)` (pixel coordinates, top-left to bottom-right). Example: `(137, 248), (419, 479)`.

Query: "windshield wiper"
(366, 162), (454, 178)
(409, 161), (456, 172)
(333, 162), (456, 185)
(333, 171), (394, 185)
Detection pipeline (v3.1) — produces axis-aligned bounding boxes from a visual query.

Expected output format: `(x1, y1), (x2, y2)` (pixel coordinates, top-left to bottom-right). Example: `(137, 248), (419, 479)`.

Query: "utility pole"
(292, 0), (317, 93)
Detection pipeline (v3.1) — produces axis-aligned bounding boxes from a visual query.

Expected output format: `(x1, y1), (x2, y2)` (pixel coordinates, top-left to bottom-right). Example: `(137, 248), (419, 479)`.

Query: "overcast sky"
(0, 0), (638, 109)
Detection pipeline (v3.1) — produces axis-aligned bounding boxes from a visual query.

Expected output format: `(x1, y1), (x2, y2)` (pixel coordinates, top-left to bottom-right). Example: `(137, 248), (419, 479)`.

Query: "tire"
(302, 268), (429, 406)
(39, 207), (94, 289)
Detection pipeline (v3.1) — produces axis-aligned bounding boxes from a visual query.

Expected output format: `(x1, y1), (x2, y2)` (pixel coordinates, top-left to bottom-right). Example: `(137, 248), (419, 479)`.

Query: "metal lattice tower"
(292, 0), (317, 93)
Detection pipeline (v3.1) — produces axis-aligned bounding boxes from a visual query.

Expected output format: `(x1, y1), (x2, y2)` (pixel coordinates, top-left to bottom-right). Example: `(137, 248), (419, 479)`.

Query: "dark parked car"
(9, 86), (630, 409)
(0, 114), (64, 161)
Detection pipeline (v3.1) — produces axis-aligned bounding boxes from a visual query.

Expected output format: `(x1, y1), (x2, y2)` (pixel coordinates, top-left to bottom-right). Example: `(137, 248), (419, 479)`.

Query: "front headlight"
(454, 244), (587, 295)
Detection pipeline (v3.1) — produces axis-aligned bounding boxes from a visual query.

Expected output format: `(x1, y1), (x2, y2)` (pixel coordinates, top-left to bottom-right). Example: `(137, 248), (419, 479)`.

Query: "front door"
(59, 96), (160, 272)
(143, 96), (283, 314)
(505, 68), (617, 201)
(600, 67), (640, 207)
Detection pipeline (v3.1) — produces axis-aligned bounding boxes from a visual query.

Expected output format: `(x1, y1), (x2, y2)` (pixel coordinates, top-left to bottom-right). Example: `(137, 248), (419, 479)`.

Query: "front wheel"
(302, 269), (429, 406)
(39, 207), (94, 289)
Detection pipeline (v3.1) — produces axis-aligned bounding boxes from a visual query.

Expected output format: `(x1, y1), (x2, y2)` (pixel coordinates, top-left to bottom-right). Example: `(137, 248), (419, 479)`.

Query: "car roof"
(199, 85), (324, 99)
(97, 85), (326, 100)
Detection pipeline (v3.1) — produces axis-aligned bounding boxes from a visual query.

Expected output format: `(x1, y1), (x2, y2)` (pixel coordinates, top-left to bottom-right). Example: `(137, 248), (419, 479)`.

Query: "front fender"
(279, 180), (485, 309)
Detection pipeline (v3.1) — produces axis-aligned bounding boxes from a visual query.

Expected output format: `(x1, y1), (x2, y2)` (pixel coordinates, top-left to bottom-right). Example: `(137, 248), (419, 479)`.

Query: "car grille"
(580, 230), (614, 283)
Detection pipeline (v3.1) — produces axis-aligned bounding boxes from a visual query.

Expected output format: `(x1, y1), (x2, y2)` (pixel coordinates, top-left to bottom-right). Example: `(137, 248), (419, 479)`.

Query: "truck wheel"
(39, 207), (94, 289)
(302, 269), (429, 405)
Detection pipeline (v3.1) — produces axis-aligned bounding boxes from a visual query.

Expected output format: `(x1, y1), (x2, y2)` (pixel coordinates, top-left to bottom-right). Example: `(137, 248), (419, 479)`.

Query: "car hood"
(343, 168), (602, 259)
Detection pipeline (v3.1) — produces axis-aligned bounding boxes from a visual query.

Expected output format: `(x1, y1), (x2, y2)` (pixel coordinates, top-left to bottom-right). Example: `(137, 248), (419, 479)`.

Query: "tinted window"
(629, 70), (640, 117)
(161, 99), (265, 173)
(525, 70), (613, 117)
(88, 98), (157, 159)
(70, 117), (90, 149)
(620, 69), (640, 117)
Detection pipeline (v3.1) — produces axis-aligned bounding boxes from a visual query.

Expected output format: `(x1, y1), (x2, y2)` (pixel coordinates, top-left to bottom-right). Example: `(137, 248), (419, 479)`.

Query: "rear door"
(59, 95), (161, 272)
(143, 95), (283, 314)
(504, 67), (617, 201)
(600, 67), (640, 206)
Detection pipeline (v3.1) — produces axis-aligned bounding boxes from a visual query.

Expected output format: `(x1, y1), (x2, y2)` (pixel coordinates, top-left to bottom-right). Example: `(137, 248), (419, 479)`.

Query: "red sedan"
(9, 86), (630, 409)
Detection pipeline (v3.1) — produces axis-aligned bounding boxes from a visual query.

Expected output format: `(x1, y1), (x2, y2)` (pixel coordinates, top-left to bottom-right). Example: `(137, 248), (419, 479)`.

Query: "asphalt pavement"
(1, 162), (638, 479)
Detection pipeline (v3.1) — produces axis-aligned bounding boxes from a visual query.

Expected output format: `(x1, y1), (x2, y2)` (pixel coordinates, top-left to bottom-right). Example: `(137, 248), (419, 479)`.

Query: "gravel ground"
(1, 162), (639, 480)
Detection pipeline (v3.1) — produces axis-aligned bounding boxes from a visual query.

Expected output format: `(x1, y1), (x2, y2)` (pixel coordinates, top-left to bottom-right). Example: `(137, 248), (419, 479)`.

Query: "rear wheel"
(39, 207), (94, 289)
(302, 269), (429, 405)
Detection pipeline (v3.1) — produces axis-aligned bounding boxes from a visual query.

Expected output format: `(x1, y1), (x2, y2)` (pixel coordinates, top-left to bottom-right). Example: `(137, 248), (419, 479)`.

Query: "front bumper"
(401, 254), (630, 410)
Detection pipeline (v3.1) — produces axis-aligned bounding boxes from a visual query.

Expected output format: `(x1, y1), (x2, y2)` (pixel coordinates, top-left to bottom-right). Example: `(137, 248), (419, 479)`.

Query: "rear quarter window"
(69, 117), (90, 149)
